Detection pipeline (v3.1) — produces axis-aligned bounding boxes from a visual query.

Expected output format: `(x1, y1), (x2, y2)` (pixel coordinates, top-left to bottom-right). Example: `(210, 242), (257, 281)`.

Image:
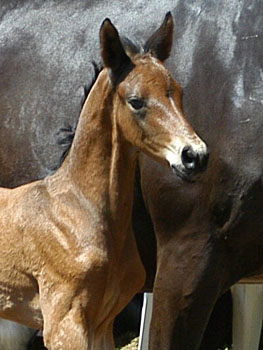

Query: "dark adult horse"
(0, 1), (262, 349)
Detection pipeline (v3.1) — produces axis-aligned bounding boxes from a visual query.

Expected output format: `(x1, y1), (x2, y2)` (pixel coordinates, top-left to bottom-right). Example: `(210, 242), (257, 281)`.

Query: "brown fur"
(0, 14), (208, 349)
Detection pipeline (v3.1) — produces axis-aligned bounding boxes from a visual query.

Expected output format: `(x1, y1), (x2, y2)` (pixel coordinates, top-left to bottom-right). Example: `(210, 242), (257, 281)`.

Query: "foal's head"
(100, 12), (209, 180)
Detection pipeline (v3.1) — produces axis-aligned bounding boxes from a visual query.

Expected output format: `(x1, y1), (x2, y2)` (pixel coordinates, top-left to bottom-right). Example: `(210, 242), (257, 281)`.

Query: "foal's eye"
(128, 98), (144, 110)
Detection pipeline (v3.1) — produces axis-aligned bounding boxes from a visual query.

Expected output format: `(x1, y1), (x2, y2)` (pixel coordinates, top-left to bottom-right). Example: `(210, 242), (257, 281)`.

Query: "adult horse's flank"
(0, 14), (208, 350)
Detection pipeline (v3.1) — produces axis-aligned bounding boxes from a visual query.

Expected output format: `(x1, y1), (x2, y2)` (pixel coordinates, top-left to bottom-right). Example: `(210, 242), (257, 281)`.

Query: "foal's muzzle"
(181, 146), (209, 174)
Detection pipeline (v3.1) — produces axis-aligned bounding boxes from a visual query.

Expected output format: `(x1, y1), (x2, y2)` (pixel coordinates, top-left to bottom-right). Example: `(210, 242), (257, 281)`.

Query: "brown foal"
(0, 13), (208, 349)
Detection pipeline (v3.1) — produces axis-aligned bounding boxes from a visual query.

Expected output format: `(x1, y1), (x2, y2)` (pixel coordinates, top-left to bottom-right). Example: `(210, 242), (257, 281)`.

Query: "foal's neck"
(60, 70), (137, 230)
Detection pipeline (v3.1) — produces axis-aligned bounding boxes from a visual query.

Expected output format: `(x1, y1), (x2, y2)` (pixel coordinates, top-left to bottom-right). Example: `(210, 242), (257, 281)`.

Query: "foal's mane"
(57, 37), (142, 168)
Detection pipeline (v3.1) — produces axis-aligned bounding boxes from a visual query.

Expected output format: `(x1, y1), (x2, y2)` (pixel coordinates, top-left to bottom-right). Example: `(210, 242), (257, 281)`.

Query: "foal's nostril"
(181, 146), (209, 173)
(181, 146), (197, 170)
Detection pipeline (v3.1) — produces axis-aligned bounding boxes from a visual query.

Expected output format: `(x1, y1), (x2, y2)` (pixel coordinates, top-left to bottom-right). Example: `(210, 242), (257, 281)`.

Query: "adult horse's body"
(0, 0), (263, 349)
(0, 10), (208, 350)
(139, 2), (263, 349)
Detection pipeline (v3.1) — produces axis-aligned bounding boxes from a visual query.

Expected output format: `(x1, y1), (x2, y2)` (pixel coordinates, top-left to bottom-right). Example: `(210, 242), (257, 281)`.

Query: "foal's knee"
(42, 302), (89, 350)
(45, 315), (88, 350)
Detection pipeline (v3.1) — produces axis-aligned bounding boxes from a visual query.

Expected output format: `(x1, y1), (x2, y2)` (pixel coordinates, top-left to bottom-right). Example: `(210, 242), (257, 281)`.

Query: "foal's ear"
(100, 18), (134, 84)
(144, 12), (174, 62)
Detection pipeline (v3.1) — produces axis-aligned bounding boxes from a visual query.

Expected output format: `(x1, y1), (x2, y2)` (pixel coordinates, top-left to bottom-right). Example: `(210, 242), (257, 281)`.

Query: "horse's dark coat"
(0, 1), (263, 349)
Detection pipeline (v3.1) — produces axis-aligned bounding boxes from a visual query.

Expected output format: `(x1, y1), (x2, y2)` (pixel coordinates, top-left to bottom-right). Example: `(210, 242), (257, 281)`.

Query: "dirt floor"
(115, 332), (138, 350)
(118, 337), (138, 350)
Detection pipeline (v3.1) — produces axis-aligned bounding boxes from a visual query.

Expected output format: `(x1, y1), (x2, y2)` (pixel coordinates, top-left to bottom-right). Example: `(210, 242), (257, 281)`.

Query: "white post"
(138, 293), (153, 350)
(231, 284), (263, 350)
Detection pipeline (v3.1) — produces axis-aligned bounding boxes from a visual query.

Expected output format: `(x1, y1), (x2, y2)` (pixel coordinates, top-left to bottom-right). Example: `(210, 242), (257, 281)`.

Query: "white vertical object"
(138, 293), (153, 350)
(0, 319), (35, 350)
(231, 284), (263, 350)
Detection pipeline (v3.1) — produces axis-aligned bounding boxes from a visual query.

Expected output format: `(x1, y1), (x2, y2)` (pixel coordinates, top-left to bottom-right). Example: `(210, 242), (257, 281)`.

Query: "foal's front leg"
(40, 285), (88, 350)
(40, 284), (114, 350)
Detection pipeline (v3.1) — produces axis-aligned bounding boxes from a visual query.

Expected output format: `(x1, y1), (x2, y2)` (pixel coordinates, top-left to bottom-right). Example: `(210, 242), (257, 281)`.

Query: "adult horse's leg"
(150, 231), (225, 349)
(138, 155), (231, 349)
(135, 158), (235, 349)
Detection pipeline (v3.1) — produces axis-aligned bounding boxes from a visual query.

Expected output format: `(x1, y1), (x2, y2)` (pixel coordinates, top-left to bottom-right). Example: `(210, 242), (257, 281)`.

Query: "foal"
(0, 13), (208, 349)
